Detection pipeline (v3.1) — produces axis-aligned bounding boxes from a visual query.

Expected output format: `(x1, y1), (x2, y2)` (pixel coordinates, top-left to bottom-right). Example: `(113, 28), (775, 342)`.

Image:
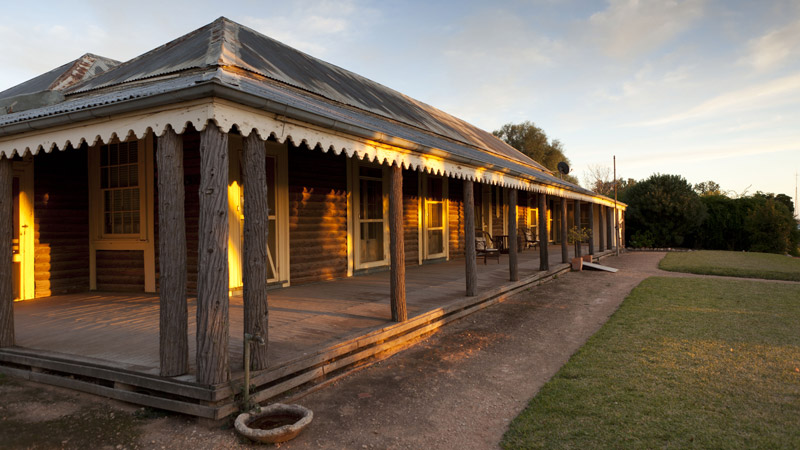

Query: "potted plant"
(567, 226), (590, 271)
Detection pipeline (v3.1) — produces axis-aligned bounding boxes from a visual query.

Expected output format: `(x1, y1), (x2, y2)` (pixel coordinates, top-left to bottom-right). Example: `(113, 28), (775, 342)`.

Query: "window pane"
(104, 213), (112, 234)
(100, 146), (109, 166)
(110, 145), (118, 165)
(129, 142), (138, 163)
(114, 212), (123, 233)
(427, 202), (443, 228)
(112, 166), (121, 188)
(123, 212), (133, 234)
(113, 190), (123, 211)
(119, 143), (129, 165)
(129, 165), (138, 187)
(360, 178), (383, 220)
(119, 165), (129, 187)
(131, 188), (139, 211)
(101, 168), (108, 188)
(132, 212), (140, 234)
(360, 222), (384, 263)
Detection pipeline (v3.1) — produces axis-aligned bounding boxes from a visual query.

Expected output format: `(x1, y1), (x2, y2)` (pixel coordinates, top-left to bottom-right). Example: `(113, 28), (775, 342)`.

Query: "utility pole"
(614, 155), (619, 256)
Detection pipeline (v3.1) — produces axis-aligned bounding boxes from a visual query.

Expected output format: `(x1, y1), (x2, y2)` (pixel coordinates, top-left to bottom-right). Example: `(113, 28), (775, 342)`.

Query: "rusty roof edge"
(0, 78), (602, 199)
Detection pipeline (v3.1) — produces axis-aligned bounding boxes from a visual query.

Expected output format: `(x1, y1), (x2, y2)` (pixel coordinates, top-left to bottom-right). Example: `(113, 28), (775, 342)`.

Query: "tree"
(693, 181), (722, 196)
(622, 174), (706, 248)
(745, 197), (796, 254)
(493, 121), (578, 184)
(583, 164), (613, 196)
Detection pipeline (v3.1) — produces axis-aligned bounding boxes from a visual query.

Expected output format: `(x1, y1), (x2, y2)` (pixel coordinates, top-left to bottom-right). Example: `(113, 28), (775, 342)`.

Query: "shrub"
(622, 174), (706, 247)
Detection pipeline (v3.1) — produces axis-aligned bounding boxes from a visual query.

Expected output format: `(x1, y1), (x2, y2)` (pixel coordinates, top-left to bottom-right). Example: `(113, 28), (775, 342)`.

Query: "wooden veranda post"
(508, 189), (518, 282)
(242, 132), (269, 370)
(157, 126), (188, 376)
(588, 203), (595, 255)
(0, 156), (13, 347)
(463, 180), (477, 297)
(538, 193), (549, 271)
(574, 200), (582, 257)
(560, 197), (568, 263)
(606, 206), (613, 250)
(598, 205), (605, 252)
(196, 124), (230, 385)
(389, 162), (406, 322)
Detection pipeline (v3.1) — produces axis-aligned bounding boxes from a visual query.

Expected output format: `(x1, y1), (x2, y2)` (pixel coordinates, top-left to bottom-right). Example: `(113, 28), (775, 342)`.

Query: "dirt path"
(2, 252), (681, 449)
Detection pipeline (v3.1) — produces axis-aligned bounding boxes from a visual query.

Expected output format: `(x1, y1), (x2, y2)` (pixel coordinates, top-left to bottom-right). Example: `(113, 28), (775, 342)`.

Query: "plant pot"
(582, 254), (592, 263)
(571, 257), (583, 271)
(235, 403), (313, 444)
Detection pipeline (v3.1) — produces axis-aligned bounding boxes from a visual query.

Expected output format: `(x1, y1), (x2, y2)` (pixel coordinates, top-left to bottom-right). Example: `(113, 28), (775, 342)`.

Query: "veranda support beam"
(538, 194), (549, 271)
(560, 198), (568, 263)
(157, 126), (188, 376)
(598, 205), (605, 252)
(242, 132), (269, 370)
(508, 189), (518, 282)
(389, 162), (406, 322)
(463, 180), (477, 296)
(196, 124), (230, 386)
(574, 200), (582, 257)
(0, 156), (13, 347)
(588, 203), (595, 255)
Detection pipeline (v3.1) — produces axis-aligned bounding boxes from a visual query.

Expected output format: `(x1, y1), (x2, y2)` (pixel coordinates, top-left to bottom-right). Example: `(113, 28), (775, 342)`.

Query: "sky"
(1, 0), (798, 212)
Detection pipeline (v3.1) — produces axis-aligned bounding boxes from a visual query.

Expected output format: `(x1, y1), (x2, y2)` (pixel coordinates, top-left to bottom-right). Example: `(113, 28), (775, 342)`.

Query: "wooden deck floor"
(13, 245), (589, 381)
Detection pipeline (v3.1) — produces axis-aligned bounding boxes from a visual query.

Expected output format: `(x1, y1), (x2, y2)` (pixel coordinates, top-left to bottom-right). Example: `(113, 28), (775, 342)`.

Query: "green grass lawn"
(659, 250), (800, 281)
(502, 277), (800, 449)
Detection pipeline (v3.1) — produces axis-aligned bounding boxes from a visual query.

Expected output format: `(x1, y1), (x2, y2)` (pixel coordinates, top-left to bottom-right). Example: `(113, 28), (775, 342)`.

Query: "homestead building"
(0, 18), (625, 418)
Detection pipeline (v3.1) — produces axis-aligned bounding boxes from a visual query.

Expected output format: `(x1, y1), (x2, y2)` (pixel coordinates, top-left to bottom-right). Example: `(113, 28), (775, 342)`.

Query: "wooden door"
(12, 160), (34, 300)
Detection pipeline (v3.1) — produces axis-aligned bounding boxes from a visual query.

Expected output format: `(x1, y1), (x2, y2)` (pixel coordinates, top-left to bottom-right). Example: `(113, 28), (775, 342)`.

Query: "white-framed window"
(528, 206), (539, 238)
(348, 159), (389, 270)
(88, 134), (155, 292)
(421, 173), (448, 260)
(98, 140), (145, 236)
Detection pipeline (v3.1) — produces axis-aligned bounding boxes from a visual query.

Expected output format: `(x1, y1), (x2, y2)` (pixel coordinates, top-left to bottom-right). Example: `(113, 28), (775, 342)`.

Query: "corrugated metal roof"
(0, 18), (604, 197)
(0, 53), (119, 101)
(67, 17), (550, 173)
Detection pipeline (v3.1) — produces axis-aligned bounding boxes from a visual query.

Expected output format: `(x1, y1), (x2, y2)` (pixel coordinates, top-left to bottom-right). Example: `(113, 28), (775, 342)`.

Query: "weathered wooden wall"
(402, 170), (419, 266)
(491, 187), (505, 234)
(288, 145), (348, 284)
(448, 178), (465, 258)
(33, 145), (90, 297)
(95, 250), (144, 291)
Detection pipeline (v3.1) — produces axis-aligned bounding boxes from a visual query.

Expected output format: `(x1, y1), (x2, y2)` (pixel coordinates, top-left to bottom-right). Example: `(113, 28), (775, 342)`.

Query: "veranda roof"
(0, 17), (621, 205)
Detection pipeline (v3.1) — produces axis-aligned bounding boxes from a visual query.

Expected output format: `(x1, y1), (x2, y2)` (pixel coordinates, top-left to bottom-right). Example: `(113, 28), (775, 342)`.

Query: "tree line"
(621, 174), (799, 256)
(493, 122), (798, 255)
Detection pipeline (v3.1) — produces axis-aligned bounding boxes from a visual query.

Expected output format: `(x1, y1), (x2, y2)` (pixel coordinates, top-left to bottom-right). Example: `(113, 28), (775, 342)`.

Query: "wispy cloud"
(629, 72), (800, 126)
(584, 0), (706, 59)
(242, 0), (374, 57)
(739, 19), (800, 72)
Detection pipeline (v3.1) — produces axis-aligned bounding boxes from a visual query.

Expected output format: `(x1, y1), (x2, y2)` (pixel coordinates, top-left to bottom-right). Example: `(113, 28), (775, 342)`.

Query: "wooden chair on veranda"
(475, 231), (501, 264)
(522, 228), (539, 250)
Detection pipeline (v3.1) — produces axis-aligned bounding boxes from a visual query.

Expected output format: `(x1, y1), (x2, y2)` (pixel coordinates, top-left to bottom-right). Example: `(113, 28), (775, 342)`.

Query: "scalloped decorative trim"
(0, 98), (623, 208)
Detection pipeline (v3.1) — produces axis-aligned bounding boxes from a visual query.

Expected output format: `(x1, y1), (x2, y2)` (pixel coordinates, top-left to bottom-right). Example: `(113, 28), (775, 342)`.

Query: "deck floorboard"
(14, 245), (589, 380)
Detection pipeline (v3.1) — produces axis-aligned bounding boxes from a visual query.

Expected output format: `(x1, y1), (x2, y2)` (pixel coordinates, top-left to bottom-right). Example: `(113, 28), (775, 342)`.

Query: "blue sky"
(1, 0), (798, 211)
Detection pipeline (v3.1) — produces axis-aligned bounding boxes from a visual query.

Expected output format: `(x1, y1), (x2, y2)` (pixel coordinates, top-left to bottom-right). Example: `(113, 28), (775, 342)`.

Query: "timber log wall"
(33, 145), (90, 297)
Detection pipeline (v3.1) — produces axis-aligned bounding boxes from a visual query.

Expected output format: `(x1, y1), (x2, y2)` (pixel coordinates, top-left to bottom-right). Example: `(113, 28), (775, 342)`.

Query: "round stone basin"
(235, 403), (313, 444)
